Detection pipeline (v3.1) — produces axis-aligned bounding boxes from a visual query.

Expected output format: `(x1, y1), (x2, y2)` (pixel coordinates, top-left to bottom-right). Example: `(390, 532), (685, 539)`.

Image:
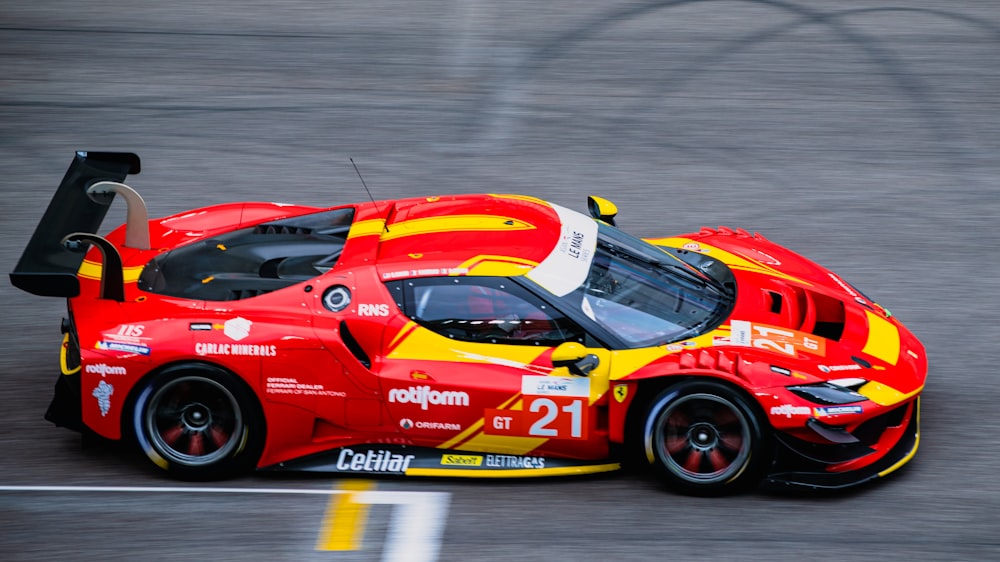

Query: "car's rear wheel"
(643, 380), (769, 495)
(130, 363), (264, 480)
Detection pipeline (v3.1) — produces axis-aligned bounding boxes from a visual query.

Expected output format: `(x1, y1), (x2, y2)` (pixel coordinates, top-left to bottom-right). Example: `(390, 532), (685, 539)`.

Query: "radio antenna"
(350, 157), (388, 232)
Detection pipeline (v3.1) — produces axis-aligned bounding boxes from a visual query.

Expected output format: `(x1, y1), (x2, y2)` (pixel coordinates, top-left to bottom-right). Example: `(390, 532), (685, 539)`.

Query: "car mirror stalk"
(551, 341), (600, 376)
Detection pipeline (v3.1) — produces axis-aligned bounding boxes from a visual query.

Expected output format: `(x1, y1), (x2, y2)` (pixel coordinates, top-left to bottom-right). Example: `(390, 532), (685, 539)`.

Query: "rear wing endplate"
(9, 151), (140, 297)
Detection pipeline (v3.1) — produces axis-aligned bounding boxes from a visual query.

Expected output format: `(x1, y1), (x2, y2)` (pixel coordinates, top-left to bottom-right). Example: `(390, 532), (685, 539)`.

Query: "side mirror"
(587, 196), (618, 227)
(551, 342), (600, 377)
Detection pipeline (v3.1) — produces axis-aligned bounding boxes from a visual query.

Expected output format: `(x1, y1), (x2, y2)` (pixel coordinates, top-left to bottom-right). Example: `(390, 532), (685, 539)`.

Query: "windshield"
(557, 224), (734, 348)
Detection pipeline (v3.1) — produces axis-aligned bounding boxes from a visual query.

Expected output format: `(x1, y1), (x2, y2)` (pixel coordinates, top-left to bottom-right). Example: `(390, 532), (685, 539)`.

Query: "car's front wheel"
(643, 380), (769, 495)
(130, 363), (264, 480)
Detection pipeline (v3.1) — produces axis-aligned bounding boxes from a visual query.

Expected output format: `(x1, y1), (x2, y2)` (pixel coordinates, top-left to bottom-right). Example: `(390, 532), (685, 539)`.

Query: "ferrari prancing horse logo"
(613, 384), (628, 403)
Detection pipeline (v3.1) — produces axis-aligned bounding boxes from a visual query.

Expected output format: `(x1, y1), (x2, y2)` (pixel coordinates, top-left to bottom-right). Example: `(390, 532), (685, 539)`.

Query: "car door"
(381, 276), (612, 460)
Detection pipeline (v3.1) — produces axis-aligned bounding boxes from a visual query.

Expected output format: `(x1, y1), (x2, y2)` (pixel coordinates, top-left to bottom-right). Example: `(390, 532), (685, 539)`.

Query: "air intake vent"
(768, 291), (783, 314)
(254, 224), (313, 236)
(794, 287), (845, 341)
(340, 321), (371, 369)
(777, 284), (846, 342)
(810, 290), (846, 341)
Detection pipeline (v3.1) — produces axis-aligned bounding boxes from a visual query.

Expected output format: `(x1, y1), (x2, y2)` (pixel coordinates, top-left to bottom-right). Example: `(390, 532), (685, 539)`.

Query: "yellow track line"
(315, 480), (376, 551)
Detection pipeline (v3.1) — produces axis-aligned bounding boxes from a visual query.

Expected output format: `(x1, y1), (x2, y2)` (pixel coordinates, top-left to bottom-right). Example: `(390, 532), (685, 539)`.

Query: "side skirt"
(261, 444), (620, 478)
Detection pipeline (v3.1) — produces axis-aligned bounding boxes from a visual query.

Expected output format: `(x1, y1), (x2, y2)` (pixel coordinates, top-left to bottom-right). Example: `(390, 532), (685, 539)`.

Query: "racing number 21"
(528, 397), (583, 438)
(485, 396), (589, 440)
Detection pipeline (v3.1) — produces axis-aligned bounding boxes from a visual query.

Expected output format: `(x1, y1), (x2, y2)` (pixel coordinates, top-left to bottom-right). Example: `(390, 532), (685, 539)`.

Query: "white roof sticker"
(526, 204), (597, 297)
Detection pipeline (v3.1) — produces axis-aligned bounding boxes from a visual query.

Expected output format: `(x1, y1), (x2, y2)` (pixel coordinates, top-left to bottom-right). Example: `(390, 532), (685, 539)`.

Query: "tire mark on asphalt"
(470, 1), (998, 200)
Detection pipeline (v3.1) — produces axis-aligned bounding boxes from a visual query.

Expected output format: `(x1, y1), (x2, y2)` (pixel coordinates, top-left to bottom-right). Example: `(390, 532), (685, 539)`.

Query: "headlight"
(787, 382), (867, 405)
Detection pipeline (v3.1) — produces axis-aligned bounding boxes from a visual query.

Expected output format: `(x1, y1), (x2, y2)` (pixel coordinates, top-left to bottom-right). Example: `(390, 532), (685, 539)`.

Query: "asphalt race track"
(2, 1), (999, 560)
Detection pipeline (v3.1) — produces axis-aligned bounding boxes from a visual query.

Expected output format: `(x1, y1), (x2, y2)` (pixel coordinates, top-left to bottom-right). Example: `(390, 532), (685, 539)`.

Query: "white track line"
(356, 491), (450, 562)
(0, 485), (347, 495)
(0, 484), (451, 562)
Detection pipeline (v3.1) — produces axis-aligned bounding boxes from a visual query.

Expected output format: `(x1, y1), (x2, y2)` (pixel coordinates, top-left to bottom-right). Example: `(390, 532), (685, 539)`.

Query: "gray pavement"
(2, 1), (999, 560)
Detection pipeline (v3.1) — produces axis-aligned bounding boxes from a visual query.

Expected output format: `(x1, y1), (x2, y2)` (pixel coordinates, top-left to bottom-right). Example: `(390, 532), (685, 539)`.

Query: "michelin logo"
(92, 380), (114, 417)
(814, 406), (864, 416)
(97, 341), (151, 355)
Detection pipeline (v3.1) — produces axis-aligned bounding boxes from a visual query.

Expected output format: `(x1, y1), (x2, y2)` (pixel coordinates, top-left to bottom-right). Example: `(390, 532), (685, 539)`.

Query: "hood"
(649, 227), (926, 395)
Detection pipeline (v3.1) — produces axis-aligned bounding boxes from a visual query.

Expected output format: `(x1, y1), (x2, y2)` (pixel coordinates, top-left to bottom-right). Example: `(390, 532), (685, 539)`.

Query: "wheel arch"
(625, 373), (776, 495)
(121, 359), (266, 437)
(620, 372), (773, 462)
(122, 358), (268, 477)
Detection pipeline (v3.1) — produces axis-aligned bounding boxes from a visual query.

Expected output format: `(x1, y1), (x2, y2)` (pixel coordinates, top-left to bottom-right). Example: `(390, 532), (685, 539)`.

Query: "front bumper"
(762, 397), (920, 491)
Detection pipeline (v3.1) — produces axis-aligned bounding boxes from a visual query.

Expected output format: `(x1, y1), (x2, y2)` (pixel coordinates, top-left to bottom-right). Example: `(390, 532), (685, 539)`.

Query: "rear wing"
(10, 151), (141, 298)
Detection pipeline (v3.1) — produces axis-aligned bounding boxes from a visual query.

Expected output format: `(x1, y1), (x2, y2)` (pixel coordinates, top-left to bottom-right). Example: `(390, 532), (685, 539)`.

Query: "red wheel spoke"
(718, 433), (744, 452)
(667, 410), (693, 429)
(649, 386), (761, 489)
(665, 433), (689, 455)
(682, 449), (702, 473)
(141, 372), (256, 471)
(188, 432), (205, 456)
(208, 426), (230, 449)
(160, 425), (184, 446)
(706, 448), (728, 472)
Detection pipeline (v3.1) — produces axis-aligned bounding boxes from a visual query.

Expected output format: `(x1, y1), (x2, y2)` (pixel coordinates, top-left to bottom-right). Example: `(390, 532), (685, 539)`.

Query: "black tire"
(130, 363), (265, 480)
(643, 380), (769, 496)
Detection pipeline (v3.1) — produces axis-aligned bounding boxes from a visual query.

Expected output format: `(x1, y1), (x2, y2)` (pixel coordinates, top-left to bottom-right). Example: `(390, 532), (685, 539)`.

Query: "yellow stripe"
(439, 393), (520, 450)
(863, 311), (900, 366)
(440, 418), (486, 450)
(60, 333), (80, 375)
(490, 194), (550, 206)
(878, 398), (920, 477)
(406, 463), (620, 478)
(388, 325), (549, 365)
(607, 347), (673, 381)
(78, 260), (144, 283)
(315, 480), (375, 551)
(457, 432), (547, 456)
(496, 393), (522, 410)
(346, 218), (386, 239)
(387, 321), (419, 350)
(455, 396), (545, 455)
(380, 215), (536, 241)
(645, 236), (810, 285)
(857, 381), (923, 407)
(456, 254), (538, 277)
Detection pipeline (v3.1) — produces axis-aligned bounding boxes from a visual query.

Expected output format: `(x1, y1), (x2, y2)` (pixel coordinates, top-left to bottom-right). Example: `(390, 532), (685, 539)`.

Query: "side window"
(400, 277), (584, 346)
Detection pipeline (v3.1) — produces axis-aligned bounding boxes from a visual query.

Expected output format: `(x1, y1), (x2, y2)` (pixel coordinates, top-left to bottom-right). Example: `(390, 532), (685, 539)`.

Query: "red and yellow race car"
(11, 152), (926, 495)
